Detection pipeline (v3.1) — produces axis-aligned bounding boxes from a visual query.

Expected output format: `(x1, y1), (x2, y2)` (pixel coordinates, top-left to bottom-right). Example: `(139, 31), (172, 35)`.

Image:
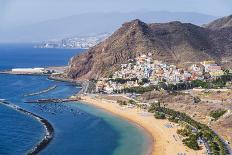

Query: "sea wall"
(0, 101), (54, 155)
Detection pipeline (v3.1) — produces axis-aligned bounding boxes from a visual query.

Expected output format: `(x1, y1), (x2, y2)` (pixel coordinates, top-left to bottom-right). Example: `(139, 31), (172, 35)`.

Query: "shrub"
(154, 112), (166, 119)
(123, 85), (155, 94)
(177, 128), (191, 137)
(168, 116), (179, 123)
(128, 99), (136, 105)
(209, 109), (226, 120)
(192, 80), (209, 88)
(182, 134), (200, 150)
(150, 106), (228, 153)
(117, 100), (127, 106)
(148, 102), (160, 113)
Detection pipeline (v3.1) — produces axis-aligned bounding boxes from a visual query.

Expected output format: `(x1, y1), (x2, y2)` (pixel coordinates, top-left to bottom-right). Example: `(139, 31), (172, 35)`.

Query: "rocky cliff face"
(67, 16), (232, 80)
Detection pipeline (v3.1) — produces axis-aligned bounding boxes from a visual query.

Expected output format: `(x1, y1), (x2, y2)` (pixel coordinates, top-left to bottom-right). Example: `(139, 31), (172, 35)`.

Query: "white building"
(12, 68), (45, 73)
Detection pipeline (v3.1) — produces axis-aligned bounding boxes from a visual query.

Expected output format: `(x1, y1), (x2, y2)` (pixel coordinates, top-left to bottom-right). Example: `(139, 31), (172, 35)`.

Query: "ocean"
(0, 44), (150, 155)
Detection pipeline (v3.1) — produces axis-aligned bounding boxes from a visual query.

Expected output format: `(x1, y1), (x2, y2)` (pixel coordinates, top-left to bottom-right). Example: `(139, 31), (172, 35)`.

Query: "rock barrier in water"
(0, 100), (54, 155)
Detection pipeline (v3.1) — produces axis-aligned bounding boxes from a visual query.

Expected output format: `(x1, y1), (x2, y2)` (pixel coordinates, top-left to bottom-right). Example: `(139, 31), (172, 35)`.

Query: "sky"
(0, 0), (232, 28)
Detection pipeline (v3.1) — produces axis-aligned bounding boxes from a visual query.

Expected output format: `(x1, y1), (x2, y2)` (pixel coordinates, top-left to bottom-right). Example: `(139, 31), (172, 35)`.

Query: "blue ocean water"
(0, 44), (150, 155)
(0, 43), (81, 70)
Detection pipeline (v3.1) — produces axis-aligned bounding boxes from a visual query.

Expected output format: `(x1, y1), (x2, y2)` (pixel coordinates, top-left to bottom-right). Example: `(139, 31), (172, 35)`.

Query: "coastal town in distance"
(0, 1), (232, 155)
(36, 33), (111, 49)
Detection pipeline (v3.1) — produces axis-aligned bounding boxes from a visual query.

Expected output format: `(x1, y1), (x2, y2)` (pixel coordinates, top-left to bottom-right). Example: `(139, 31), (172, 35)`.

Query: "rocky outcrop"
(67, 16), (232, 80)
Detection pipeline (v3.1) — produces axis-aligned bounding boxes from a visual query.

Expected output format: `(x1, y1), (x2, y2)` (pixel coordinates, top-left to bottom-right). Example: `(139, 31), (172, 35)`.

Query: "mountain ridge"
(67, 15), (232, 80)
(0, 11), (217, 42)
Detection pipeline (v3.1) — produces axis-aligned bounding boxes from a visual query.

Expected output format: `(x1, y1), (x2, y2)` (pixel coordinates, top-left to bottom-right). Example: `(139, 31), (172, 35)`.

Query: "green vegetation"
(148, 102), (160, 113)
(192, 80), (209, 88)
(212, 79), (226, 88)
(160, 75), (232, 91)
(148, 102), (228, 154)
(221, 73), (232, 81)
(138, 78), (150, 85)
(117, 99), (138, 106)
(111, 78), (127, 84)
(192, 74), (232, 89)
(112, 73), (232, 94)
(168, 116), (179, 123)
(141, 78), (149, 83)
(122, 80), (214, 94)
(128, 99), (136, 105)
(116, 99), (228, 153)
(124, 85), (155, 94)
(110, 78), (138, 84)
(163, 76), (231, 91)
(177, 127), (200, 150)
(117, 99), (149, 110)
(154, 112), (166, 119)
(117, 100), (127, 106)
(177, 128), (191, 137)
(182, 134), (200, 150)
(116, 73), (232, 94)
(209, 109), (226, 120)
(108, 74), (113, 78)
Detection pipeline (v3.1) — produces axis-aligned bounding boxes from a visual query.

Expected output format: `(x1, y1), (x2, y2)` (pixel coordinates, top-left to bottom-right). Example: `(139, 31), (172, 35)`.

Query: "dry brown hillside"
(67, 15), (232, 80)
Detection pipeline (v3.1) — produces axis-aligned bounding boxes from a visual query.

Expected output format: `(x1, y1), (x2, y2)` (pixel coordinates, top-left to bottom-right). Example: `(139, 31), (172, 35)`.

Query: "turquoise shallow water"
(0, 44), (150, 155)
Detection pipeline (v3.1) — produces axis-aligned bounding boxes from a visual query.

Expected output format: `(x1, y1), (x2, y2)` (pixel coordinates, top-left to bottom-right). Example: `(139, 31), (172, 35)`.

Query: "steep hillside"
(205, 15), (232, 30)
(67, 16), (232, 80)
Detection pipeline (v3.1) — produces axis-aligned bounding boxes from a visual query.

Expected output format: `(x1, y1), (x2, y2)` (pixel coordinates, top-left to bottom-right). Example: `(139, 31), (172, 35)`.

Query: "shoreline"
(80, 96), (156, 155)
(0, 72), (209, 154)
(0, 101), (54, 155)
(81, 99), (154, 155)
(80, 94), (207, 155)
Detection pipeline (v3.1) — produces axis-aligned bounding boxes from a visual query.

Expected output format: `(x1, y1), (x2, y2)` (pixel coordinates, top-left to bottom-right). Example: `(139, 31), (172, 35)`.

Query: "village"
(96, 53), (228, 94)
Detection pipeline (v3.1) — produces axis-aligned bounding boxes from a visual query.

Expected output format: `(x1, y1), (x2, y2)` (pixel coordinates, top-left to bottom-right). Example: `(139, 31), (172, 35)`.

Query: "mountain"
(204, 15), (232, 30)
(0, 11), (217, 42)
(67, 15), (232, 80)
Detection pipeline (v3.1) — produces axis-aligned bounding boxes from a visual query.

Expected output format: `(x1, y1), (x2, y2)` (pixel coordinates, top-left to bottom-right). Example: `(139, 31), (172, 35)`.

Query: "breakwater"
(0, 100), (54, 155)
(25, 98), (81, 103)
(24, 85), (57, 97)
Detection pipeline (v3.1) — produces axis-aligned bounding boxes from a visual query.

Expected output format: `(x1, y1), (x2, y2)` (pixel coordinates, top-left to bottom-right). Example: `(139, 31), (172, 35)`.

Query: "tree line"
(148, 102), (229, 155)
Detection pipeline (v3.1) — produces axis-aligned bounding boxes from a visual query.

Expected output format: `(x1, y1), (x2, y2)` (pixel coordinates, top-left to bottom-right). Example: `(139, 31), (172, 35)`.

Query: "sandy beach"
(80, 95), (206, 155)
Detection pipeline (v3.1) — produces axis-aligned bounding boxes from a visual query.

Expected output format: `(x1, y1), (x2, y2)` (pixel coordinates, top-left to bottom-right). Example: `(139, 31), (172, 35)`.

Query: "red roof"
(208, 66), (221, 70)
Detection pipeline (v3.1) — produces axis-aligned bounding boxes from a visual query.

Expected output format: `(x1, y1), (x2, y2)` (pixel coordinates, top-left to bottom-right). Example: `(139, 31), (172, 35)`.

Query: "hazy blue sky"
(0, 0), (232, 28)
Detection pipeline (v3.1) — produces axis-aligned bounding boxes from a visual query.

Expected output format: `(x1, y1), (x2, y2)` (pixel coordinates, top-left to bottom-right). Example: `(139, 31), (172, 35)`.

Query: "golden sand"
(80, 95), (206, 155)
